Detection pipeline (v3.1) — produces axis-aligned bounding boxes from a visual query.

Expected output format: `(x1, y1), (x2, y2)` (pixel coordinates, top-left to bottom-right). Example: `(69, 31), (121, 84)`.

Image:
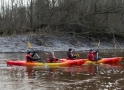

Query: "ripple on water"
(115, 78), (124, 89)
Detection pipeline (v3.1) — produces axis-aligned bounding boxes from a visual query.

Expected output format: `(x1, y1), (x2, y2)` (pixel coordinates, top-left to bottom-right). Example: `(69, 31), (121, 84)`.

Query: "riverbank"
(0, 34), (124, 52)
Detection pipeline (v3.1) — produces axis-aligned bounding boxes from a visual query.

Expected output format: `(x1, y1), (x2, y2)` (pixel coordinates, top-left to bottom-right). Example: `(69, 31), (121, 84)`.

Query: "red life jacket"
(24, 54), (32, 62)
(46, 58), (57, 63)
(87, 52), (96, 61)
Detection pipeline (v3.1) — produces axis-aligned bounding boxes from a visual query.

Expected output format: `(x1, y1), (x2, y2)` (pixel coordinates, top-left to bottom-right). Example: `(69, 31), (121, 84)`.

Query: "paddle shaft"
(31, 48), (47, 65)
(31, 48), (40, 58)
(27, 42), (47, 66)
(97, 48), (99, 59)
(28, 42), (40, 58)
(97, 40), (100, 60)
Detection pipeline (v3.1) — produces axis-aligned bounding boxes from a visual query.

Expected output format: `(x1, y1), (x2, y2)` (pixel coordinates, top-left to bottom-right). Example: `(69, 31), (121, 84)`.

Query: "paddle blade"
(75, 54), (80, 58)
(98, 40), (100, 46)
(28, 42), (32, 48)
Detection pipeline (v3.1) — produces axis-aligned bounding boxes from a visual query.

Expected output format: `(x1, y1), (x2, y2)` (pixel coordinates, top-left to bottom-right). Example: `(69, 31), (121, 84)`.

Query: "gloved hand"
(37, 58), (42, 62)
(96, 50), (99, 52)
(56, 58), (59, 61)
(33, 51), (36, 53)
(73, 56), (76, 58)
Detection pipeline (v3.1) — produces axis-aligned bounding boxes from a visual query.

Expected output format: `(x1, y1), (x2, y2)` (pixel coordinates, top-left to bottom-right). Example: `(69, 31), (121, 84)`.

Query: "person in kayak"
(45, 51), (58, 63)
(24, 50), (41, 62)
(67, 48), (76, 60)
(87, 49), (98, 61)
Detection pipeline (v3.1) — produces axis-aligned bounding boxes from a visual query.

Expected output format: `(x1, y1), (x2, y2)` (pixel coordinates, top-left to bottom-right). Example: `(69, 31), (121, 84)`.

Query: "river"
(0, 50), (124, 90)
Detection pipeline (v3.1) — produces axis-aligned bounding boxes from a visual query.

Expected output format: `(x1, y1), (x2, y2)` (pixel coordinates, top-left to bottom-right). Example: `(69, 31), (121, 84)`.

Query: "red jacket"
(24, 54), (32, 62)
(87, 51), (97, 61)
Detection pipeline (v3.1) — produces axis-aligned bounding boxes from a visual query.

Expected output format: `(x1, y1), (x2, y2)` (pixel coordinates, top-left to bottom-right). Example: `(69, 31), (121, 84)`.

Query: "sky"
(0, 0), (55, 12)
(0, 0), (30, 7)
(0, 0), (30, 12)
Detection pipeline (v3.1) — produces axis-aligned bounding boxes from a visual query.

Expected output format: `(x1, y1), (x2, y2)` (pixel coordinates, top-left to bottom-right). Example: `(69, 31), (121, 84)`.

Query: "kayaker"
(24, 50), (41, 62)
(45, 51), (58, 63)
(87, 49), (98, 61)
(67, 48), (76, 60)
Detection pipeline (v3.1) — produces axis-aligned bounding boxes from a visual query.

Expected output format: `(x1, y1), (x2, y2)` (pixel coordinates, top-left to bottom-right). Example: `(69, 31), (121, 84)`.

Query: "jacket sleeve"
(31, 51), (35, 57)
(93, 51), (97, 54)
(27, 56), (40, 61)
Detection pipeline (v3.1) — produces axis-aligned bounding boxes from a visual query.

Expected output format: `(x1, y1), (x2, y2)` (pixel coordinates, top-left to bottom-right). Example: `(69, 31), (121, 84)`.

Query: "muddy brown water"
(0, 51), (124, 90)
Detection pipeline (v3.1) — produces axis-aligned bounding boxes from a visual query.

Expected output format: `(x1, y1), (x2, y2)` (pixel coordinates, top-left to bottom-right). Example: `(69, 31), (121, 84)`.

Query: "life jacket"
(67, 52), (74, 60)
(24, 54), (32, 62)
(46, 58), (57, 63)
(87, 52), (96, 61)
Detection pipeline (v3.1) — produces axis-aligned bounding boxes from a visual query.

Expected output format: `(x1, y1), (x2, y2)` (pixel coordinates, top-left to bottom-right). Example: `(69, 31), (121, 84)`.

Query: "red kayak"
(6, 57), (123, 67)
(6, 59), (85, 67)
(59, 57), (123, 65)
(97, 57), (123, 64)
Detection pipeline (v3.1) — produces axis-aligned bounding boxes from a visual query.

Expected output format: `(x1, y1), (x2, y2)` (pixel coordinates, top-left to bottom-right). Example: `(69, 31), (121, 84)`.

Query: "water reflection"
(1, 51), (124, 90)
(99, 63), (123, 74)
(60, 63), (123, 76)
(3, 62), (123, 90)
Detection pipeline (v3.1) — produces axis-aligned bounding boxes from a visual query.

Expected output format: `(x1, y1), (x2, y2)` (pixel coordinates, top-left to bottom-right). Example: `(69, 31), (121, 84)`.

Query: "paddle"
(73, 50), (80, 58)
(97, 40), (100, 60)
(27, 42), (47, 66)
(28, 42), (40, 58)
(75, 54), (80, 58)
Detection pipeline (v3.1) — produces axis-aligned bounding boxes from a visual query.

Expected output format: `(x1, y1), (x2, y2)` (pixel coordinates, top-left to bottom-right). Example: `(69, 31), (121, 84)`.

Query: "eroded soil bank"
(0, 34), (123, 52)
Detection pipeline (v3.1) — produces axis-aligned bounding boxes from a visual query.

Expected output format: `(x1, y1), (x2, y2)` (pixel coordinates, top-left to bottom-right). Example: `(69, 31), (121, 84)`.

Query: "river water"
(0, 50), (124, 90)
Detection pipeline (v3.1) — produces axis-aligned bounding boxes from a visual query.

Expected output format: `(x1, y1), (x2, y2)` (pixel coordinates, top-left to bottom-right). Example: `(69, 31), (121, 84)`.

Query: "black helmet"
(27, 50), (31, 54)
(68, 48), (72, 52)
(90, 49), (93, 51)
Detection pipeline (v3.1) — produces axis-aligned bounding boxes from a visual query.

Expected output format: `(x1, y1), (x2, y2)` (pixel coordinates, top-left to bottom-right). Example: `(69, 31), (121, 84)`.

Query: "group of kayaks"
(5, 42), (122, 67)
(6, 57), (123, 67)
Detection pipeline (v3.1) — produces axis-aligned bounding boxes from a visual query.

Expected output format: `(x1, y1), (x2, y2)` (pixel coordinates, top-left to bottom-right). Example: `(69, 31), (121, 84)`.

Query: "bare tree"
(0, 0), (123, 38)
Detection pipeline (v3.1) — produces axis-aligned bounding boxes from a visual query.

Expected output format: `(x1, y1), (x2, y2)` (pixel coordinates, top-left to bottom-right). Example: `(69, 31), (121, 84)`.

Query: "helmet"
(90, 49), (93, 51)
(27, 50), (31, 54)
(68, 48), (72, 52)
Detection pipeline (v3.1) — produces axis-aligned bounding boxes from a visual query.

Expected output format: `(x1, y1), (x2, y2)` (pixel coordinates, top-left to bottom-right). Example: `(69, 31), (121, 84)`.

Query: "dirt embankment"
(0, 34), (123, 52)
